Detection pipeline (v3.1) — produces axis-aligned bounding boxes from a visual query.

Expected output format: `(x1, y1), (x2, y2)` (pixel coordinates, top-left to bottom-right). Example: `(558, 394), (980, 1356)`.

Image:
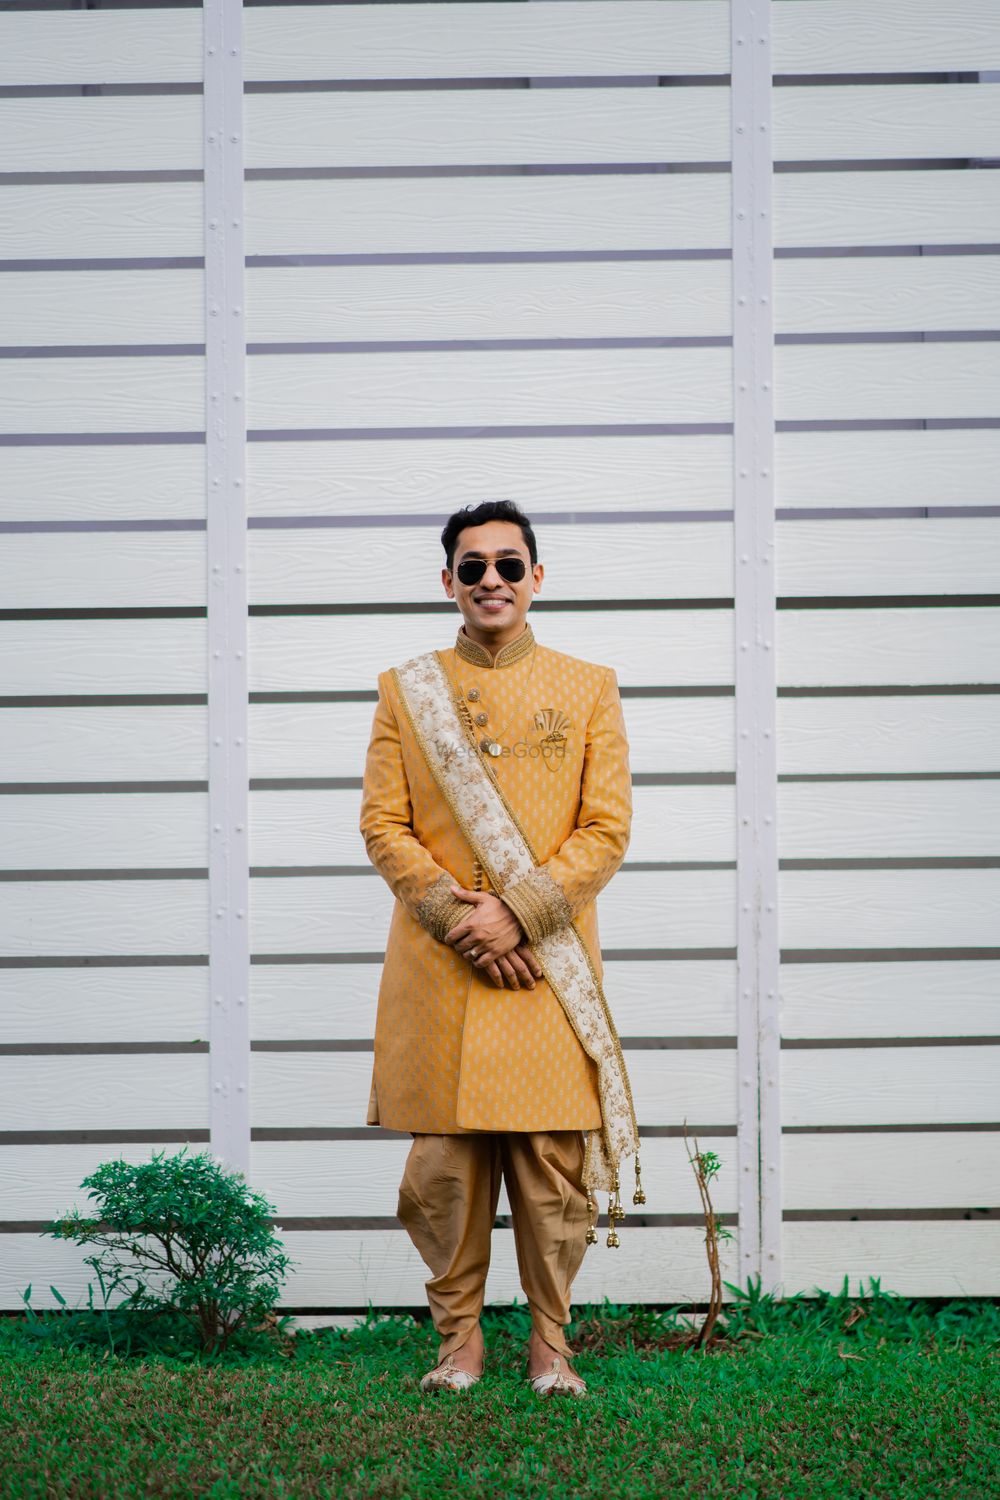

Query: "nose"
(479, 562), (505, 586)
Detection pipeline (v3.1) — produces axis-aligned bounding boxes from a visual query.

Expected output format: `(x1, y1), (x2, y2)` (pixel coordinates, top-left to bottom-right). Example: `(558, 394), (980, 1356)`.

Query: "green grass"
(2, 1284), (998, 1499)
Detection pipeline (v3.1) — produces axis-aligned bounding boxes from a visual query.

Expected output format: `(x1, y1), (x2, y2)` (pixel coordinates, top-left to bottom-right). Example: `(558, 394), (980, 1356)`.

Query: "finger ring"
(469, 948), (480, 960)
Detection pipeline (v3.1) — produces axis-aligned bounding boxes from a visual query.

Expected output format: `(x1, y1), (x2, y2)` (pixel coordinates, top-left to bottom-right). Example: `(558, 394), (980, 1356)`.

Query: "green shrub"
(42, 1146), (293, 1353)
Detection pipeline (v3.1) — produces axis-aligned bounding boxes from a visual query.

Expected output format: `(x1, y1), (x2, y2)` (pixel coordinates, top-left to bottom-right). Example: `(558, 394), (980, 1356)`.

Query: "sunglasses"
(455, 556), (527, 586)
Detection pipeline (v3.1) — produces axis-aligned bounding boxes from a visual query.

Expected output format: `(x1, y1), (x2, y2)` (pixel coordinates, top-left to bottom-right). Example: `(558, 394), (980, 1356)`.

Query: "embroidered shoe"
(419, 1353), (481, 1393)
(527, 1354), (588, 1398)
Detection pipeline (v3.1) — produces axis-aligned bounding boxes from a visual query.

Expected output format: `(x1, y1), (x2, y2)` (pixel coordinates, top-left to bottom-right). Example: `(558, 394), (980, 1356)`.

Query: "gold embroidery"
(415, 871), (472, 944)
(500, 867), (573, 948)
(454, 623), (535, 670)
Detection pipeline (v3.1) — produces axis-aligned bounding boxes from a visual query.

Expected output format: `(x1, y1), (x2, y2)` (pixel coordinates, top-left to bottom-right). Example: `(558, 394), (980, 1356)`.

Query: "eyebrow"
(458, 547), (523, 560)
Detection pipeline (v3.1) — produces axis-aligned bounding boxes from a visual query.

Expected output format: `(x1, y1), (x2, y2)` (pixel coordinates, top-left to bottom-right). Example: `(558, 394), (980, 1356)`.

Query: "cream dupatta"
(391, 648), (644, 1236)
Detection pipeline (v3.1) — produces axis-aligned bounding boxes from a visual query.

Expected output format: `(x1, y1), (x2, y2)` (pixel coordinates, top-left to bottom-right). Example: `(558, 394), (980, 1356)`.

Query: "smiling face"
(442, 519), (544, 650)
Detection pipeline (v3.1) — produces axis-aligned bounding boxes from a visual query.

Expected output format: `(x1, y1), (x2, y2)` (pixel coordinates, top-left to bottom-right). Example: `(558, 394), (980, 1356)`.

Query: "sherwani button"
(475, 711), (488, 726)
(467, 687), (480, 701)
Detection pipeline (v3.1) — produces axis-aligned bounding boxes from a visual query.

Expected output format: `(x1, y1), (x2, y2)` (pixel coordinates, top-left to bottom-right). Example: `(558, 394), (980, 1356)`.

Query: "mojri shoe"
(419, 1353), (481, 1393)
(527, 1354), (588, 1398)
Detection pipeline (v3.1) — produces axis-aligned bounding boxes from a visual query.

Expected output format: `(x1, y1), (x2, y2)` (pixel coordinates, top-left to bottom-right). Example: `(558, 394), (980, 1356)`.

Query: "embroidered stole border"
(391, 649), (640, 1194)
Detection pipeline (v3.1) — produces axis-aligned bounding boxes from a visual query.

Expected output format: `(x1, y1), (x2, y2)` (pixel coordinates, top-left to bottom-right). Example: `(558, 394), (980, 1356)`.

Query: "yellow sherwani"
(360, 621), (632, 1134)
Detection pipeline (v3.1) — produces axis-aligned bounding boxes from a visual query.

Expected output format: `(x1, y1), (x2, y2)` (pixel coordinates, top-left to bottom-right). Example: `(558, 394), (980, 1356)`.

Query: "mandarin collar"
(454, 622), (535, 670)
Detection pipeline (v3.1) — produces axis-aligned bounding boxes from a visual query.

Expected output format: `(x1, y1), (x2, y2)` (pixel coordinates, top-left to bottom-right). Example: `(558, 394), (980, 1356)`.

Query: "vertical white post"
(731, 2), (780, 1292)
(204, 0), (249, 1171)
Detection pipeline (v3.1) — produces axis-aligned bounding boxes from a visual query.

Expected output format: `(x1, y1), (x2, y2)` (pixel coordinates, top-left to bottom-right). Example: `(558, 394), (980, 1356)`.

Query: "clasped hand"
(444, 886), (543, 991)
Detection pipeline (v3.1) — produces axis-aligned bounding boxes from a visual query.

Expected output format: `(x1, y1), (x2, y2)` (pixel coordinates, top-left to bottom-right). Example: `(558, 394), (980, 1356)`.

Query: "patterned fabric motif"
(392, 648), (640, 1194)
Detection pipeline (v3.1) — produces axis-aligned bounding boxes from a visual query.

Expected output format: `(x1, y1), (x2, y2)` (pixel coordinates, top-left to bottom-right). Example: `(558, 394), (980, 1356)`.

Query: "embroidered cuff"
(499, 868), (572, 947)
(416, 873), (473, 944)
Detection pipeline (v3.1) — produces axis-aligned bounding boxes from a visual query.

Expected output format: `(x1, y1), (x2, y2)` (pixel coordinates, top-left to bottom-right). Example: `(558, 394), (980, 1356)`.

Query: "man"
(360, 499), (642, 1397)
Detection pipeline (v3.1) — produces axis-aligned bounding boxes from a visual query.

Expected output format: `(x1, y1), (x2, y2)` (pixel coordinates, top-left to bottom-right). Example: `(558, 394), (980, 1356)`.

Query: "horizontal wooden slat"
(783, 1046), (1000, 1126)
(773, 84), (1000, 163)
(247, 348), (732, 429)
(0, 1226), (741, 1312)
(775, 0), (1000, 73)
(0, 534), (206, 609)
(1, 99), (202, 175)
(1, 183), (205, 263)
(782, 1222), (1000, 1298)
(0, 1055), (209, 1131)
(775, 343), (1000, 423)
(0, 792), (206, 870)
(776, 607), (1000, 687)
(777, 781), (1000, 859)
(0, 880), (207, 957)
(782, 1133), (1000, 1211)
(0, 444), (205, 523)
(776, 169), (1000, 249)
(0, 11), (202, 85)
(0, 706), (208, 783)
(777, 696), (1000, 775)
(0, 1133), (738, 1220)
(780, 960), (1000, 1040)
(776, 519), (1000, 596)
(0, 356), (203, 436)
(251, 1050), (737, 1130)
(0, 967), (209, 1045)
(248, 871), (736, 956)
(0, 620), (206, 696)
(249, 959), (736, 1042)
(245, 2), (730, 81)
(4, 257), (997, 347)
(246, 175), (733, 256)
(779, 868), (1000, 950)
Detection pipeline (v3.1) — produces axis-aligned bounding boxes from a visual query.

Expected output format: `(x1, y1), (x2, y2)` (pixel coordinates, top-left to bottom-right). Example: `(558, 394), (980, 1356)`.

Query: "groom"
(360, 500), (641, 1396)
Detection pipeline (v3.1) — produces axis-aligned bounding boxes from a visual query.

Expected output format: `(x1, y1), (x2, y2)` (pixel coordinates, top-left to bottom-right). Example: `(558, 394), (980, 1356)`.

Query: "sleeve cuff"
(499, 868), (572, 947)
(416, 873), (473, 943)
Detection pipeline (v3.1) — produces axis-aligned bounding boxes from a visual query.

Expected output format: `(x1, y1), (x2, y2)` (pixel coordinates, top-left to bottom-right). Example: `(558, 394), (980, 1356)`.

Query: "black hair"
(440, 499), (538, 570)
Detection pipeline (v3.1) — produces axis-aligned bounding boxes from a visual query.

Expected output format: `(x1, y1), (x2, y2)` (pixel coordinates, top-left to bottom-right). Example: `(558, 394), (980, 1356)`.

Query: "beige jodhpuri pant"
(397, 1130), (590, 1361)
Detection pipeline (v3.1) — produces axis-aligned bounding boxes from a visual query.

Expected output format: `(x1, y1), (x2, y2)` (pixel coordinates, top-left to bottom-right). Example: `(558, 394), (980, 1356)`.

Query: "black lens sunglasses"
(455, 555), (528, 586)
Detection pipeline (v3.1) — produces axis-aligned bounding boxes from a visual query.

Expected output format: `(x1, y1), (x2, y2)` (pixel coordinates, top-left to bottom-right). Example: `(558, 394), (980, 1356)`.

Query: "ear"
(442, 566), (456, 599)
(532, 563), (544, 595)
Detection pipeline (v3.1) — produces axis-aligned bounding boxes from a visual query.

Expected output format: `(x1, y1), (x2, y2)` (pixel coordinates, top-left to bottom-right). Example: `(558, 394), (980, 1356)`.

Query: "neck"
(462, 622), (527, 656)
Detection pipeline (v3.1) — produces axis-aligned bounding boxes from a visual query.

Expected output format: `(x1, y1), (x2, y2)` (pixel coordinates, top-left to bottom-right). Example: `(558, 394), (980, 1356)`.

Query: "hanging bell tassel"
(633, 1153), (646, 1206)
(606, 1171), (624, 1248)
(584, 1181), (599, 1245)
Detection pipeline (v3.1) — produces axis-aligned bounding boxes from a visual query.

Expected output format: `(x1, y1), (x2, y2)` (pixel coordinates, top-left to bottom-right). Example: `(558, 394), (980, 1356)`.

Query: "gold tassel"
(584, 1182), (599, 1245)
(606, 1170), (624, 1248)
(633, 1153), (646, 1206)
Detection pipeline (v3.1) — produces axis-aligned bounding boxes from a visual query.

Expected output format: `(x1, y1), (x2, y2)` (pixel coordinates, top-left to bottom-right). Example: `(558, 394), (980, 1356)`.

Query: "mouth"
(473, 596), (513, 612)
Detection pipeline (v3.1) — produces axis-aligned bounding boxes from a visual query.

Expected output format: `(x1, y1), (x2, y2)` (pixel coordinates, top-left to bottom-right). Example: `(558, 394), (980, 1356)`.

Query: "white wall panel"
(250, 1049), (737, 1130)
(249, 611), (734, 692)
(248, 696), (735, 781)
(773, 85), (1000, 162)
(0, 445), (205, 523)
(245, 91), (731, 169)
(779, 868), (1000, 950)
(248, 959), (736, 1041)
(0, 792), (206, 870)
(249, 522), (733, 606)
(0, 620), (204, 696)
(249, 870), (736, 955)
(776, 607), (1000, 686)
(1, 183), (204, 263)
(776, 519), (1000, 596)
(246, 176), (732, 256)
(245, 2), (730, 80)
(774, 0), (1000, 73)
(0, 881), (207, 958)
(775, 429), (1000, 509)
(780, 961), (1000, 1040)
(1, 968), (209, 1045)
(775, 344), (1000, 423)
(783, 1046), (1000, 1126)
(0, 11), (202, 85)
(246, 435), (734, 516)
(247, 348), (732, 429)
(775, 257), (1000, 334)
(782, 1223), (1000, 1299)
(777, 781), (1000, 859)
(0, 99), (202, 174)
(245, 261), (732, 342)
(0, 707), (207, 784)
(0, 1055), (210, 1131)
(0, 357), (204, 436)
(249, 784), (736, 868)
(783, 1132), (1000, 1211)
(774, 170), (1000, 249)
(779, 696), (1000, 774)
(0, 534), (206, 609)
(0, 270), (203, 348)
(0, 1228), (741, 1312)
